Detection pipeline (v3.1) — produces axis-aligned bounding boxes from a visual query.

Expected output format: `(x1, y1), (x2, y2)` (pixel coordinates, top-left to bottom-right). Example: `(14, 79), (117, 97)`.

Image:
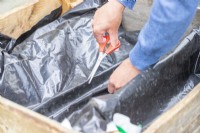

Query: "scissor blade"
(88, 53), (106, 84)
(88, 59), (102, 84)
(88, 54), (102, 80)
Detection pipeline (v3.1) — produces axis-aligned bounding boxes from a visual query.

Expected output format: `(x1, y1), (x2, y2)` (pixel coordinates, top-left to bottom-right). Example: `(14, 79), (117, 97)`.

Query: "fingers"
(108, 81), (117, 94)
(108, 80), (121, 94)
(93, 29), (119, 46)
(109, 30), (120, 47)
(92, 19), (107, 44)
(93, 27), (106, 44)
(92, 19), (119, 45)
(108, 77), (121, 94)
(107, 58), (141, 94)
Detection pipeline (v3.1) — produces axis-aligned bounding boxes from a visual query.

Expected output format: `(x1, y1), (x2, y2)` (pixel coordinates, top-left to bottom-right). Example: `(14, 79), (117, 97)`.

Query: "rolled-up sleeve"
(129, 0), (199, 71)
(118, 0), (136, 9)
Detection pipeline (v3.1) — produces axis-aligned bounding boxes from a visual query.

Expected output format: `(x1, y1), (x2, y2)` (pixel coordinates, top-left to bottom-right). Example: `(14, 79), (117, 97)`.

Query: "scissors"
(88, 35), (120, 84)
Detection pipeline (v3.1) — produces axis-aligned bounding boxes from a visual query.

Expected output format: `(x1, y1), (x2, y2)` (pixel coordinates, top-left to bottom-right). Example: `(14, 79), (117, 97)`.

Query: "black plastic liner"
(0, 7), (62, 52)
(45, 30), (200, 133)
(0, 33), (12, 49)
(0, 0), (135, 108)
(1, 0), (200, 132)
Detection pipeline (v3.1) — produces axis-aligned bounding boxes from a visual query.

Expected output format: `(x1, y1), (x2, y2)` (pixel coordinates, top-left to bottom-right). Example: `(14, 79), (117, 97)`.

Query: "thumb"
(109, 30), (119, 47)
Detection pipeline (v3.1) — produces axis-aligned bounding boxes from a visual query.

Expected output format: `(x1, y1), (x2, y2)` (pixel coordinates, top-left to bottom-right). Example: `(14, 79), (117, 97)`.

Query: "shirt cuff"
(118, 0), (136, 9)
(129, 42), (159, 71)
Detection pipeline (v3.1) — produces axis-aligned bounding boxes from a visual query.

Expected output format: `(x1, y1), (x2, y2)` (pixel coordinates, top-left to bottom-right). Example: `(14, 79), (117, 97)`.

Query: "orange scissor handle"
(98, 36), (120, 54)
(105, 42), (120, 55)
(99, 36), (110, 52)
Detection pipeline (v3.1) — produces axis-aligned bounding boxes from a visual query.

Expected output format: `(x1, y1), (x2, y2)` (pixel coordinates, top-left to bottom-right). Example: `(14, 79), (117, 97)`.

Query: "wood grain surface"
(0, 96), (78, 133)
(144, 83), (200, 133)
(0, 0), (61, 39)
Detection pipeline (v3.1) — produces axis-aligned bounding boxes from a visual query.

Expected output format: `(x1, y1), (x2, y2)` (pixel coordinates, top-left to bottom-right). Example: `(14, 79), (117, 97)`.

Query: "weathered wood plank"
(143, 83), (200, 133)
(70, 0), (83, 8)
(59, 0), (83, 15)
(0, 96), (78, 133)
(0, 0), (61, 39)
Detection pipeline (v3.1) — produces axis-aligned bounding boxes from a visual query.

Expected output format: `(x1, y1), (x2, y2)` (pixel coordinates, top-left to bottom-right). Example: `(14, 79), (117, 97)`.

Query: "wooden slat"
(144, 83), (200, 133)
(70, 0), (83, 8)
(59, 0), (71, 15)
(59, 0), (83, 15)
(0, 0), (61, 39)
(0, 96), (78, 133)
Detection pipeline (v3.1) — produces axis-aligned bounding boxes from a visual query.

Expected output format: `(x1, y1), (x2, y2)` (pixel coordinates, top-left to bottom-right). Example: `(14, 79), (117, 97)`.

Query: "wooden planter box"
(0, 1), (199, 133)
(144, 83), (200, 133)
(0, 83), (199, 133)
(0, 96), (78, 133)
(0, 0), (83, 39)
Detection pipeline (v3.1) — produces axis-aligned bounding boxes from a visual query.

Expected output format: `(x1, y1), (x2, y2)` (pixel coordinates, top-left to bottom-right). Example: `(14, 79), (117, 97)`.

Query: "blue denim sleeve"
(118, 0), (136, 9)
(129, 0), (199, 71)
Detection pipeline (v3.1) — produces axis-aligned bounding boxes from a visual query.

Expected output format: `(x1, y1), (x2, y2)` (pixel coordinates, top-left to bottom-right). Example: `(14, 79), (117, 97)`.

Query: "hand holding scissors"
(88, 36), (120, 84)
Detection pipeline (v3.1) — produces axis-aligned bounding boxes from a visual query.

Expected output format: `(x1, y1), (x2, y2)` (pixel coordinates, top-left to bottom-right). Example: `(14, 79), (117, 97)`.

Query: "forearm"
(129, 0), (199, 71)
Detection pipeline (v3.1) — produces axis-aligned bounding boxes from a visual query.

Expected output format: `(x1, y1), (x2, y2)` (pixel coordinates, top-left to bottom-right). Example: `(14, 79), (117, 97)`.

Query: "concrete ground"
(122, 0), (200, 37)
